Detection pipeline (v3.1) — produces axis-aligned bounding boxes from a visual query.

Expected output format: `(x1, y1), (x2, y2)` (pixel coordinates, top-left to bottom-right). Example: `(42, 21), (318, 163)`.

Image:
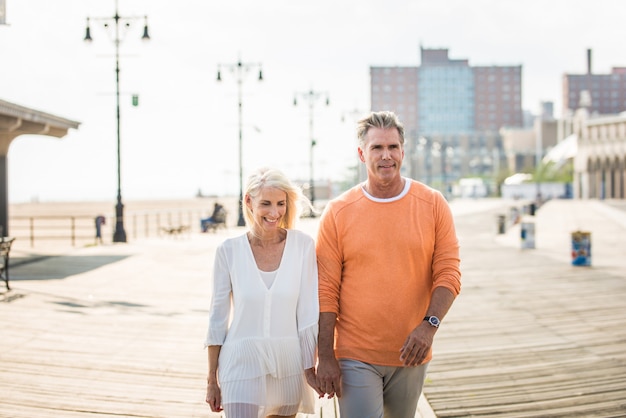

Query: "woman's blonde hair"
(243, 167), (311, 229)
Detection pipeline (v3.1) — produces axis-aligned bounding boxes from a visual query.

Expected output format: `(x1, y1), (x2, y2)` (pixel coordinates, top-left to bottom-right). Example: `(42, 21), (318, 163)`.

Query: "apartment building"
(563, 49), (626, 117)
(370, 47), (523, 189)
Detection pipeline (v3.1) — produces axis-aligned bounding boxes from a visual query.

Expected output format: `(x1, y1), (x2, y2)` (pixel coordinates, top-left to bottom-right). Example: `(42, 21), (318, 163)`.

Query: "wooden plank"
(423, 200), (626, 417)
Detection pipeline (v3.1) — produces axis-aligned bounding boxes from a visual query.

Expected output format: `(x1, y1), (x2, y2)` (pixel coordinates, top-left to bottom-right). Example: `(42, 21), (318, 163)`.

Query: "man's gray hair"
(356, 111), (405, 148)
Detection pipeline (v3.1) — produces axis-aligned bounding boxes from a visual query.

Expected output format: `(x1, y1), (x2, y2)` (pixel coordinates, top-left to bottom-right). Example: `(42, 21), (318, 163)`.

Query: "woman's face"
(246, 186), (287, 233)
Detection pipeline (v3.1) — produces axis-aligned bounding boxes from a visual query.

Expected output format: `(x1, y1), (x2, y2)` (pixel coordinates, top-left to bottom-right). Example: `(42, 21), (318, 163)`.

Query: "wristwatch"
(424, 316), (440, 328)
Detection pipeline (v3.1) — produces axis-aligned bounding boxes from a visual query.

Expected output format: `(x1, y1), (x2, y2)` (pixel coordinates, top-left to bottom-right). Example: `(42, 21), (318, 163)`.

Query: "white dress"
(205, 229), (319, 417)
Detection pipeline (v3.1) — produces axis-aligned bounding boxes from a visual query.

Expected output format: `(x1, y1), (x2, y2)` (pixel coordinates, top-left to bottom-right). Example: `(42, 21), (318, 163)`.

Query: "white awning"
(504, 173), (533, 185)
(542, 134), (577, 167)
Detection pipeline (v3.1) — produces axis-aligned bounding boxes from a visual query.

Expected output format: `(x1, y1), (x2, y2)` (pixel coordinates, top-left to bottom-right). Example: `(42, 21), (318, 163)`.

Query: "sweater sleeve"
(204, 244), (232, 348)
(316, 205), (343, 315)
(297, 235), (320, 369)
(432, 192), (462, 296)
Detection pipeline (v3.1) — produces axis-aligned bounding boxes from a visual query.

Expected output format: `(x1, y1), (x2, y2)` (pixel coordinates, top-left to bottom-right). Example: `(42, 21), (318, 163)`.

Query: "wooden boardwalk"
(1, 238), (219, 417)
(0, 220), (346, 418)
(424, 199), (626, 417)
(1, 199), (625, 417)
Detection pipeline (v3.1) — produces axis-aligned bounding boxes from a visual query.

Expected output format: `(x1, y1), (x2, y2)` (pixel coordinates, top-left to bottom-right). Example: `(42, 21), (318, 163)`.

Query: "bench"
(201, 208), (227, 233)
(1, 237), (15, 291)
(161, 225), (190, 238)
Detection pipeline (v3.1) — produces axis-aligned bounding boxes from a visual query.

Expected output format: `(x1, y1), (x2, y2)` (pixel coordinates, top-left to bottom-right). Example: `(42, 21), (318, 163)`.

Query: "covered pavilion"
(0, 99), (80, 236)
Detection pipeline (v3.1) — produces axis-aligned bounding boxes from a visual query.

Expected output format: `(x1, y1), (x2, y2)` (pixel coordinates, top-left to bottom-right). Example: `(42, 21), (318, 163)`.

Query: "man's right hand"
(316, 356), (342, 398)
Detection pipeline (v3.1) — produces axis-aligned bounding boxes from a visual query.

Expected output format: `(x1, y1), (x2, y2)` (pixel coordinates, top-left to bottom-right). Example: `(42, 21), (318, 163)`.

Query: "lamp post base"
(237, 208), (246, 227)
(237, 193), (246, 227)
(113, 201), (127, 243)
(308, 202), (316, 218)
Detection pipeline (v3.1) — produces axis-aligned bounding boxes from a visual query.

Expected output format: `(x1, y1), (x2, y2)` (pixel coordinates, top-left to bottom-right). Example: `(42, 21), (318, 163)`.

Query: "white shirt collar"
(361, 177), (411, 202)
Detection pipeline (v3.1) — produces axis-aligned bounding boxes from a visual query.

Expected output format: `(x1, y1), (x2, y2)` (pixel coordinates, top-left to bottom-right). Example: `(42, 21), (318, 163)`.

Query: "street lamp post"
(84, 0), (150, 243)
(217, 57), (263, 227)
(293, 89), (329, 215)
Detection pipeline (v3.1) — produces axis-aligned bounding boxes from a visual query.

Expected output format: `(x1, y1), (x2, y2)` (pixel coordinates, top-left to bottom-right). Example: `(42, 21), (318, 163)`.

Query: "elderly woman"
(205, 167), (321, 418)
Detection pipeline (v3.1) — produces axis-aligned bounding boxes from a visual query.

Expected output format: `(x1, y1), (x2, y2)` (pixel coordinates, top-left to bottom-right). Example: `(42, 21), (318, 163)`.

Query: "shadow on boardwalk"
(9, 255), (130, 281)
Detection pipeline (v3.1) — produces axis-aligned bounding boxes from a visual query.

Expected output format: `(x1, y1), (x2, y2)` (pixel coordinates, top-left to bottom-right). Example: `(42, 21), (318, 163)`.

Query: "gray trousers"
(338, 359), (428, 418)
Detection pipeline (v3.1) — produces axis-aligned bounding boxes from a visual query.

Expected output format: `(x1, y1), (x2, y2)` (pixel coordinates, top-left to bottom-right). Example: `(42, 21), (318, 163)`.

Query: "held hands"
(312, 357), (342, 399)
(305, 367), (325, 398)
(205, 380), (223, 413)
(399, 322), (435, 366)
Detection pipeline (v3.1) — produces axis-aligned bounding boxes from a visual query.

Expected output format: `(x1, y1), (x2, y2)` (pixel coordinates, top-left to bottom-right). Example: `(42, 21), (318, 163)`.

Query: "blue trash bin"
(571, 231), (591, 266)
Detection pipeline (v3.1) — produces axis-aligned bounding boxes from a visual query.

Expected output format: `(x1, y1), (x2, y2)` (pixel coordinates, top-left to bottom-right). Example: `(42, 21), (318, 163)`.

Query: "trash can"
(521, 221), (535, 249)
(571, 231), (591, 266)
(510, 207), (520, 224)
(497, 215), (506, 234)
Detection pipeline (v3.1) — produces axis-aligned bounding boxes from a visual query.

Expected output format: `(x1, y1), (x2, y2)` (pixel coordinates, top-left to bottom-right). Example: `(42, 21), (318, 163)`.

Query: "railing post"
(71, 216), (76, 246)
(30, 217), (34, 247)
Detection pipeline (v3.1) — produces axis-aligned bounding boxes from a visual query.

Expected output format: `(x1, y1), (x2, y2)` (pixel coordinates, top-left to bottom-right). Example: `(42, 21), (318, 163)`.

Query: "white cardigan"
(205, 229), (319, 384)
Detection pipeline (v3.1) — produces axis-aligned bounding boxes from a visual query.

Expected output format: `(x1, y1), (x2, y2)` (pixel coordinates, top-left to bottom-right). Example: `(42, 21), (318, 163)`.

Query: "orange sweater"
(316, 180), (461, 366)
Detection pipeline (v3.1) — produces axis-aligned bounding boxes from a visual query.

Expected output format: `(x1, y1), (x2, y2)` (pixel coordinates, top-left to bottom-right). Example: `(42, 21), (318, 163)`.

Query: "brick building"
(370, 47), (523, 190)
(563, 49), (626, 117)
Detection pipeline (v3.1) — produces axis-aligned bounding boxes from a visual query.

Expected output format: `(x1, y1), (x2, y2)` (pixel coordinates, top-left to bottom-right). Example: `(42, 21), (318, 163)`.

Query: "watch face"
(429, 317), (440, 327)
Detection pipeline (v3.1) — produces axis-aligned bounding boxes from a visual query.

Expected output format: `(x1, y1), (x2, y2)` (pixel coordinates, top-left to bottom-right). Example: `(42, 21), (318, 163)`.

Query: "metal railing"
(9, 209), (213, 248)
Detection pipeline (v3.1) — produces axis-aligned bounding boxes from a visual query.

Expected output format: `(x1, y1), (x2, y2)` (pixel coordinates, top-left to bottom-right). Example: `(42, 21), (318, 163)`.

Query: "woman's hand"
(206, 380), (223, 413)
(304, 367), (325, 398)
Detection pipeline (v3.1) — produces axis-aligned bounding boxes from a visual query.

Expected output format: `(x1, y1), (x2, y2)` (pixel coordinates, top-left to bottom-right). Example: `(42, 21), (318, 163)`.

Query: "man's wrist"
(317, 346), (337, 360)
(318, 352), (336, 361)
(423, 315), (441, 328)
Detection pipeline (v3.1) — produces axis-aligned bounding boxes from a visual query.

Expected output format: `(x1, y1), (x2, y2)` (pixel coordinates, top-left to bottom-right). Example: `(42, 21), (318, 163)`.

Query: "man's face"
(358, 127), (404, 185)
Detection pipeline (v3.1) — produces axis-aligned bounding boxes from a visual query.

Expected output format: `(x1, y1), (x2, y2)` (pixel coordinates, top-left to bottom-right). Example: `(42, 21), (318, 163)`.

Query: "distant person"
(94, 215), (106, 244)
(205, 167), (322, 417)
(201, 202), (226, 232)
(210, 202), (224, 220)
(314, 111), (462, 417)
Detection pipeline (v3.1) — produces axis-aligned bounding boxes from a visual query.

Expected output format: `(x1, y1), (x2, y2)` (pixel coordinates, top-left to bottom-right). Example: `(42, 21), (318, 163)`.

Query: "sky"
(2, 0), (625, 203)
